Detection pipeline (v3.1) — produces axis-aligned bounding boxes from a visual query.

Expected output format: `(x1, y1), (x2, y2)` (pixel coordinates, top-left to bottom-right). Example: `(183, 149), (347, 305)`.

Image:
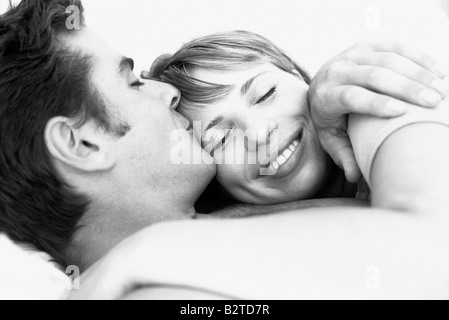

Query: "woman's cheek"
(217, 159), (250, 184)
(216, 165), (238, 193)
(279, 93), (309, 117)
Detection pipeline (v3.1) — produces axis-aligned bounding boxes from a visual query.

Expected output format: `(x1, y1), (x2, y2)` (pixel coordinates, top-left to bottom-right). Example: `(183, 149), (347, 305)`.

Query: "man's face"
(67, 30), (215, 217)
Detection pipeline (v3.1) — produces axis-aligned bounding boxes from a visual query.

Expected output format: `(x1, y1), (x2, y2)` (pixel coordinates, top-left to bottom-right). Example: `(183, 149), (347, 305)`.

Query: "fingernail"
(432, 78), (449, 96)
(420, 89), (441, 107)
(434, 61), (449, 77)
(386, 100), (407, 115)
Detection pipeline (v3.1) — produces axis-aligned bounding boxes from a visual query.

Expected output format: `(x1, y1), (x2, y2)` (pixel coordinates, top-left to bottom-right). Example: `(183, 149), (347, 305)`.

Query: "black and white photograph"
(0, 0), (448, 303)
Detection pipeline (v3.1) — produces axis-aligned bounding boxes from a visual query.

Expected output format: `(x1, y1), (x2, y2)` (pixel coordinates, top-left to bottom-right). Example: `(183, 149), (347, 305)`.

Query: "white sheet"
(0, 235), (70, 300)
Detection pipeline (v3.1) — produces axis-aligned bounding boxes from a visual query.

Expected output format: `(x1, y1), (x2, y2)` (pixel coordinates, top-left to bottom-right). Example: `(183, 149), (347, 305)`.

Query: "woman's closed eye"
(211, 127), (234, 156)
(131, 80), (145, 88)
(255, 86), (277, 105)
(129, 72), (146, 88)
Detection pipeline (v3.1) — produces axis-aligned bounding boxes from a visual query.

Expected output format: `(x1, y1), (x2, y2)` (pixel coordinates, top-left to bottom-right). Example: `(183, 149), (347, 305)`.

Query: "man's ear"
(44, 117), (116, 172)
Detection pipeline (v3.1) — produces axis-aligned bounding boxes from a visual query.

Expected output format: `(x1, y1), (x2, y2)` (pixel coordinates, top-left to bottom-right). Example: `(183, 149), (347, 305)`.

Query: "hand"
(308, 40), (449, 183)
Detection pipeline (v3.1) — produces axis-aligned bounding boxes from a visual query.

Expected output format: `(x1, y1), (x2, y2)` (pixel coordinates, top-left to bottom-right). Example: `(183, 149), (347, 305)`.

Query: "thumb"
(319, 131), (362, 183)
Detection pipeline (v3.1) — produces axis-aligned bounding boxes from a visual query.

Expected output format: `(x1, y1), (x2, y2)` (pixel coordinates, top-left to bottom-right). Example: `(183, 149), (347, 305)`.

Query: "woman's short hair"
(149, 30), (311, 112)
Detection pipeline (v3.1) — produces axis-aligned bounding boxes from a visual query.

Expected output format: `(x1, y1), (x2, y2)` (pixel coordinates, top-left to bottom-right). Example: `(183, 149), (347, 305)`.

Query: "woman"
(146, 31), (448, 207)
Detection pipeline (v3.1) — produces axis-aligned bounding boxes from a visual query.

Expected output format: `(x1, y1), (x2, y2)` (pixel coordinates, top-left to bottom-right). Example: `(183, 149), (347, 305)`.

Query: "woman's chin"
(234, 181), (319, 205)
(248, 162), (329, 204)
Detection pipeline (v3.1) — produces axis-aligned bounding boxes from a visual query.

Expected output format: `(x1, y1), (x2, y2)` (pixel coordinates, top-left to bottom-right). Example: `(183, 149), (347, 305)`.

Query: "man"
(1, 0), (215, 268)
(1, 0), (448, 299)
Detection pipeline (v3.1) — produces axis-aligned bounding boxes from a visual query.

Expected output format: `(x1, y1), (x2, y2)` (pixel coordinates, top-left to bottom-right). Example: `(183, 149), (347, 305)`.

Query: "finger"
(360, 40), (449, 78)
(355, 52), (449, 97)
(318, 130), (362, 183)
(338, 65), (442, 108)
(329, 85), (412, 118)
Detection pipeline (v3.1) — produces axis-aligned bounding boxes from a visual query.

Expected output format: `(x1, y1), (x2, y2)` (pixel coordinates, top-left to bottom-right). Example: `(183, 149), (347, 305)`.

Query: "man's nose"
(163, 83), (181, 111)
(147, 81), (181, 110)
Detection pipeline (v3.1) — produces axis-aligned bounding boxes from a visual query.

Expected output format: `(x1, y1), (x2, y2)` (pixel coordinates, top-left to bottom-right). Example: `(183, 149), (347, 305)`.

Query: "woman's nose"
(245, 119), (278, 151)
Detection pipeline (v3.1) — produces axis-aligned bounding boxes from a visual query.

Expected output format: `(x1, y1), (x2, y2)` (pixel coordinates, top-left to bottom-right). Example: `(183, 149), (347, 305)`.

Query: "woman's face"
(182, 63), (331, 204)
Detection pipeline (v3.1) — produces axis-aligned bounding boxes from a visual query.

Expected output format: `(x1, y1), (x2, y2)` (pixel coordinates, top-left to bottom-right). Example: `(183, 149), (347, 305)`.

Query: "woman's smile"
(261, 126), (306, 179)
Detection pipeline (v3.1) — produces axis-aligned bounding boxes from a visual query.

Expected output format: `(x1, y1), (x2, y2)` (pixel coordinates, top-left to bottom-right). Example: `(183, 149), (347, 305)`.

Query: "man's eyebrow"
(241, 71), (269, 96)
(118, 57), (135, 76)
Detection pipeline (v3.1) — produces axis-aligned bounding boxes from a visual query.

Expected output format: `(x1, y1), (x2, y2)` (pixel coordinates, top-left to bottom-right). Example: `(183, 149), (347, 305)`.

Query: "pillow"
(0, 234), (71, 300)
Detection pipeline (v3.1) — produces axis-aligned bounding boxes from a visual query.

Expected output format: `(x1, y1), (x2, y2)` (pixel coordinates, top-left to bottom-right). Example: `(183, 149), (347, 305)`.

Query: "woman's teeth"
(268, 140), (300, 172)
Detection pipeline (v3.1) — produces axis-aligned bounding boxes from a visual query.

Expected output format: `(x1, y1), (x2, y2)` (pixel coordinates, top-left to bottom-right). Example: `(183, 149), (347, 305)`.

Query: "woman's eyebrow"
(205, 116), (225, 132)
(241, 71), (269, 96)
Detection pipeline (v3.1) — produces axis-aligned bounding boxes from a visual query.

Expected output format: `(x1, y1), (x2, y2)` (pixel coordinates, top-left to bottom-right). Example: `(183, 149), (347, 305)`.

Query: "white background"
(1, 0), (449, 75)
(82, 0), (449, 75)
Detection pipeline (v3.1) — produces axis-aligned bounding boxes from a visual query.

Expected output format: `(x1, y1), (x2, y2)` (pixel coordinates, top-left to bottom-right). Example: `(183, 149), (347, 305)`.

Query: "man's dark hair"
(0, 0), (119, 265)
